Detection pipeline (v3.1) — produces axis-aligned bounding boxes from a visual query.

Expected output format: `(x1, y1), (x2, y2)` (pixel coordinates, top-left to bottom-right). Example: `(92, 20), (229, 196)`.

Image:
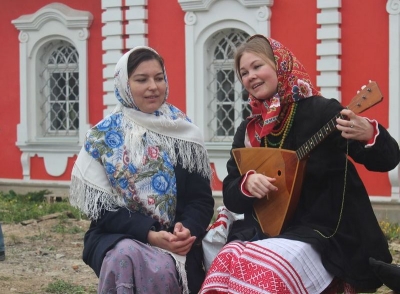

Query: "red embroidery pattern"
(200, 241), (307, 294)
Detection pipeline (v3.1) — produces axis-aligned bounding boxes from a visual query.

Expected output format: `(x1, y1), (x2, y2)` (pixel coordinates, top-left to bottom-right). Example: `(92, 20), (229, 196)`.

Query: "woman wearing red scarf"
(200, 35), (400, 293)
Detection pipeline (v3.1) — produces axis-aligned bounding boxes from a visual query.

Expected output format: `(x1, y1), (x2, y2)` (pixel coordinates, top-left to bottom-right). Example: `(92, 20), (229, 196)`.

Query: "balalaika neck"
(296, 113), (345, 160)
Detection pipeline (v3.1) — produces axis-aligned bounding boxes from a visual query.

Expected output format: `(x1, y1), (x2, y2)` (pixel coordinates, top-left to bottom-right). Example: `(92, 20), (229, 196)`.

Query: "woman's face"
(239, 51), (278, 100)
(128, 59), (166, 113)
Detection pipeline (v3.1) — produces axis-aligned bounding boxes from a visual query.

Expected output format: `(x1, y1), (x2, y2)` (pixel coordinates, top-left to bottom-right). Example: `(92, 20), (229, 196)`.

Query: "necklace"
(264, 103), (297, 148)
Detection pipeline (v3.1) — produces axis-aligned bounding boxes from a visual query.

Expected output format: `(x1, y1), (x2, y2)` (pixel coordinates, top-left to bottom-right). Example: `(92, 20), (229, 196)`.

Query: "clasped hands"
(147, 222), (195, 256)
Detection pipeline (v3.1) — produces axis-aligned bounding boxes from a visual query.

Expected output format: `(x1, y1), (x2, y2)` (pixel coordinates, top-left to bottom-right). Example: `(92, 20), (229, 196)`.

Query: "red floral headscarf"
(243, 35), (320, 147)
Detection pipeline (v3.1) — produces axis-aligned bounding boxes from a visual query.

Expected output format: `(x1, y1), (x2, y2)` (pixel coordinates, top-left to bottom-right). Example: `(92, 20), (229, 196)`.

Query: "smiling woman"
(69, 46), (214, 294)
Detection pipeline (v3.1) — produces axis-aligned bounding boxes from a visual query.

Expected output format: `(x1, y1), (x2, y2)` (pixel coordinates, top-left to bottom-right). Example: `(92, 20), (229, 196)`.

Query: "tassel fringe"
(69, 168), (126, 220)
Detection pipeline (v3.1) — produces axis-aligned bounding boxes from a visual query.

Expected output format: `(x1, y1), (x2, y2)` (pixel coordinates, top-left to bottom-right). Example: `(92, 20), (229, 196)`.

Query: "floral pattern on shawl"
(84, 111), (182, 228)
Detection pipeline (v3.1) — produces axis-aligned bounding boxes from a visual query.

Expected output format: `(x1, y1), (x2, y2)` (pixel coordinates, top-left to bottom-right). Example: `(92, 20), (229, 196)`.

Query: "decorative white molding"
(101, 0), (148, 116)
(317, 42), (341, 55)
(316, 0), (342, 101)
(318, 0), (341, 9)
(185, 12), (197, 25)
(256, 5), (270, 21)
(386, 0), (400, 201)
(12, 3), (92, 180)
(12, 3), (93, 30)
(387, 0), (400, 14)
(39, 153), (70, 177)
(178, 0), (273, 183)
(316, 10), (340, 24)
(178, 0), (273, 11)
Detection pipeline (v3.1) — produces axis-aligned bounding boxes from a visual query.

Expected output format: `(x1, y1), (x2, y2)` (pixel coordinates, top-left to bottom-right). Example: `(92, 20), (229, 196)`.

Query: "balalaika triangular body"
(233, 148), (307, 236)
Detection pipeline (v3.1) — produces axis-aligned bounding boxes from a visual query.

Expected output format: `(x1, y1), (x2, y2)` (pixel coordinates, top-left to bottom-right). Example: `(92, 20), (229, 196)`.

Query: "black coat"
(82, 161), (214, 293)
(223, 96), (400, 289)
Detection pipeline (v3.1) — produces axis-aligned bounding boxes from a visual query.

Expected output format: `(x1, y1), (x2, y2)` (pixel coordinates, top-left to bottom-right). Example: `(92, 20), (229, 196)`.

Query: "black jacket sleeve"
(94, 208), (161, 244)
(173, 163), (214, 239)
(348, 124), (400, 172)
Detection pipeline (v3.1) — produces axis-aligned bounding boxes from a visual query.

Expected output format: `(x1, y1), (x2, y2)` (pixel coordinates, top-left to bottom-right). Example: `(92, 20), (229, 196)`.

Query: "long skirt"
(200, 238), (334, 294)
(98, 239), (182, 294)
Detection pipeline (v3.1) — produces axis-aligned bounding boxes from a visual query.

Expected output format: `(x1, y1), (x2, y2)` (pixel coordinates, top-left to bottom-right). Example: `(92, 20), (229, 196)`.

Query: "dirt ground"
(0, 216), (399, 294)
(0, 217), (98, 294)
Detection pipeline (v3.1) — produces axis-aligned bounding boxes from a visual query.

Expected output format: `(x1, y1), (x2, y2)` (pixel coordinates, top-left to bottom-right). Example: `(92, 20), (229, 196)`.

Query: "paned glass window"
(39, 42), (79, 137)
(207, 30), (250, 142)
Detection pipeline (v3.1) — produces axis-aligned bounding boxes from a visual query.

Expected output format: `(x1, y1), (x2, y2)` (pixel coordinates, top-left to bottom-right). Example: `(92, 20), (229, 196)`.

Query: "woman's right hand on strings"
(244, 173), (278, 199)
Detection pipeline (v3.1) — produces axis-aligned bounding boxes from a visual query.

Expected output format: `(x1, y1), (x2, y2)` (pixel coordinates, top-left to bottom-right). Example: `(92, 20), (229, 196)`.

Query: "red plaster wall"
(341, 1), (390, 196)
(270, 0), (319, 84)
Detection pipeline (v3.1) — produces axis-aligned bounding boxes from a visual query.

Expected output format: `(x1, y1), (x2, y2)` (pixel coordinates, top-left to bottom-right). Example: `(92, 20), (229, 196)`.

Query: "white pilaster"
(101, 0), (148, 116)
(386, 0), (400, 202)
(102, 0), (124, 116)
(316, 0), (342, 101)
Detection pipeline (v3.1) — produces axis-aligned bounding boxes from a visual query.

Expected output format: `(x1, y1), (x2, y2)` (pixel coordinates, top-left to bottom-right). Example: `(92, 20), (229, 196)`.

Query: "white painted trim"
(102, 2), (123, 116)
(317, 56), (341, 71)
(317, 11), (341, 24)
(0, 178), (70, 186)
(316, 0), (342, 101)
(12, 3), (92, 179)
(386, 0), (400, 202)
(316, 72), (341, 87)
(317, 42), (341, 56)
(317, 0), (341, 9)
(369, 196), (397, 202)
(102, 1), (148, 116)
(178, 0), (273, 11)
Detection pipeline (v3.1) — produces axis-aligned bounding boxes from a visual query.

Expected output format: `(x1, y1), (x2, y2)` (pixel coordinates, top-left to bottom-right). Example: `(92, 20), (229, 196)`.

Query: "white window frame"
(12, 3), (92, 179)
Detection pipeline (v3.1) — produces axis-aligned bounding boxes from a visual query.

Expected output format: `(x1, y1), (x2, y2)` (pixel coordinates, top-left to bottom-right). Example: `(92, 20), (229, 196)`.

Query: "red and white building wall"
(0, 0), (399, 207)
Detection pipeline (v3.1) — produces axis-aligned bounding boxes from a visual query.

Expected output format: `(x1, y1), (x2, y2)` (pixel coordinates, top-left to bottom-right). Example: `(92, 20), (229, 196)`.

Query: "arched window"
(206, 30), (250, 142)
(39, 42), (79, 137)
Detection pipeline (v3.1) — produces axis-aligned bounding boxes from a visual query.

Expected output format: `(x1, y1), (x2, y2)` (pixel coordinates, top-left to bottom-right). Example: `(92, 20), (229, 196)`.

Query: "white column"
(316, 0), (342, 101)
(102, 0), (124, 116)
(386, 0), (400, 201)
(101, 0), (148, 116)
(125, 0), (148, 48)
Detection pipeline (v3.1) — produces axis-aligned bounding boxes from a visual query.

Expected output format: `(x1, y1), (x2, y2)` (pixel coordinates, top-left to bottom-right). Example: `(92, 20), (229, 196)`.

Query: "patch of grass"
(0, 190), (84, 224)
(0, 276), (11, 281)
(51, 222), (84, 235)
(44, 279), (95, 294)
(379, 220), (400, 240)
(8, 234), (22, 245)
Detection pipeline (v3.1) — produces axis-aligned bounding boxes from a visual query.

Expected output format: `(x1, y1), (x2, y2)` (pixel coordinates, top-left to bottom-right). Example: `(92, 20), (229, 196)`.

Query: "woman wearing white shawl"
(70, 46), (214, 294)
